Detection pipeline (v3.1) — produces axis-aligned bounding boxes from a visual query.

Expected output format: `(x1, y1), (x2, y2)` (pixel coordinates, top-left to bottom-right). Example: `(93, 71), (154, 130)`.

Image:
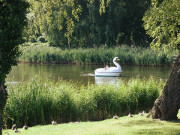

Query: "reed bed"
(4, 76), (164, 128)
(19, 43), (175, 66)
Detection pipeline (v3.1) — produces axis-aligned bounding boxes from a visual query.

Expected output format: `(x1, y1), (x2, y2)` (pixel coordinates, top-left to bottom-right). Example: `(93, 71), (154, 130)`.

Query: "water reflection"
(95, 77), (120, 85)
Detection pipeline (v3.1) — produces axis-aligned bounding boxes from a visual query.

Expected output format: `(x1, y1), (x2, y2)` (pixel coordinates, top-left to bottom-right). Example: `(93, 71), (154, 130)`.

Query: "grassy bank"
(3, 114), (180, 135)
(19, 43), (176, 66)
(4, 76), (164, 128)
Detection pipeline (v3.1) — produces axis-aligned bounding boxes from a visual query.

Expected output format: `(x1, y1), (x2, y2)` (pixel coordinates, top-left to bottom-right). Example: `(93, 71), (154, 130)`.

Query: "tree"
(25, 0), (151, 48)
(143, 0), (180, 120)
(0, 0), (29, 134)
(27, 0), (82, 48)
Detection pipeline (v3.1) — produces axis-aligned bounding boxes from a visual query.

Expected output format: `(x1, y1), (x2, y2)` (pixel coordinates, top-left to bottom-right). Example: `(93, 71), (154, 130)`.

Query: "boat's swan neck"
(113, 58), (120, 69)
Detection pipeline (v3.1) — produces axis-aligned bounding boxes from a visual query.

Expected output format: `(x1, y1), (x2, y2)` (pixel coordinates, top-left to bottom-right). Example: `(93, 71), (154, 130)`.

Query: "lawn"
(3, 114), (180, 135)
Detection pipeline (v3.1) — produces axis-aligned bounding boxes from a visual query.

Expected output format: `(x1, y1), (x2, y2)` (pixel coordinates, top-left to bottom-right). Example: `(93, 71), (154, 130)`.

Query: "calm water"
(7, 64), (172, 85)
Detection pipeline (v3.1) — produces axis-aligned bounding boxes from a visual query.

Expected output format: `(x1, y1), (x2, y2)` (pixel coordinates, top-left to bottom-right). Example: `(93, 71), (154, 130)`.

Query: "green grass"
(4, 76), (164, 128)
(19, 43), (177, 66)
(3, 114), (180, 135)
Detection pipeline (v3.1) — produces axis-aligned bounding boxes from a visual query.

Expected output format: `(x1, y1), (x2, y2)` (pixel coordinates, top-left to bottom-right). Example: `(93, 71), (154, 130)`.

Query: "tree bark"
(0, 82), (7, 135)
(147, 52), (180, 120)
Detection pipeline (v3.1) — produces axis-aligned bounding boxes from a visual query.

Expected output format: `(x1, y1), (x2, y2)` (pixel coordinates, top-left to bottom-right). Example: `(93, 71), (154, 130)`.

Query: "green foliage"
(24, 0), (151, 48)
(20, 43), (175, 66)
(4, 75), (164, 128)
(26, 0), (82, 48)
(29, 36), (37, 43)
(143, 0), (180, 54)
(38, 36), (46, 43)
(0, 0), (29, 82)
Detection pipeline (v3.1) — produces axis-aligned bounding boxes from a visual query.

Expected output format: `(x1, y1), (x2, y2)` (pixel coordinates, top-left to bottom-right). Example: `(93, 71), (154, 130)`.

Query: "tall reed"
(4, 75), (164, 128)
(19, 43), (175, 66)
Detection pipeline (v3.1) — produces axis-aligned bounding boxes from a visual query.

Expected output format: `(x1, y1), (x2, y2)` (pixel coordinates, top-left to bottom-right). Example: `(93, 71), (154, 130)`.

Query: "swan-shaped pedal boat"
(95, 57), (122, 77)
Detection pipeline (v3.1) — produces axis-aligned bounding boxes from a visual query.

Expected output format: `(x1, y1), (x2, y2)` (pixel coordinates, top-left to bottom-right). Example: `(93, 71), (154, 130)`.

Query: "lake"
(7, 64), (172, 85)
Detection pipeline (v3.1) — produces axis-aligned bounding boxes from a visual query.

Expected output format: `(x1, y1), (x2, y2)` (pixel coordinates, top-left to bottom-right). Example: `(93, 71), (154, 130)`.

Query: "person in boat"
(105, 65), (110, 70)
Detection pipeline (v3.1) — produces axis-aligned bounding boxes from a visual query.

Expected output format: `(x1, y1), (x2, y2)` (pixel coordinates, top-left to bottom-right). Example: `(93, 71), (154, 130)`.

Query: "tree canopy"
(143, 0), (180, 53)
(25, 0), (151, 48)
(0, 0), (29, 82)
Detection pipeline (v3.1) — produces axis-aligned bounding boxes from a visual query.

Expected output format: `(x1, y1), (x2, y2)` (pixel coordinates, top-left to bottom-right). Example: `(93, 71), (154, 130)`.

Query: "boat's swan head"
(113, 57), (120, 61)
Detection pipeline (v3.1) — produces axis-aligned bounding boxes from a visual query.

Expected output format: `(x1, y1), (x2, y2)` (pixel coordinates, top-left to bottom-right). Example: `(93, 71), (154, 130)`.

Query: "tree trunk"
(0, 82), (7, 135)
(147, 52), (180, 120)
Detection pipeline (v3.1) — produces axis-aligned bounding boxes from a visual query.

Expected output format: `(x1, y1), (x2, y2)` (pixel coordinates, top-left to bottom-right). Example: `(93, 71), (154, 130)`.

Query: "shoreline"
(19, 61), (173, 67)
(19, 43), (177, 67)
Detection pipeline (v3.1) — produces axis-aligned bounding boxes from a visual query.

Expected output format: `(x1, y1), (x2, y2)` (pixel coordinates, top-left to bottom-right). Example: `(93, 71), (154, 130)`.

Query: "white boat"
(95, 57), (122, 77)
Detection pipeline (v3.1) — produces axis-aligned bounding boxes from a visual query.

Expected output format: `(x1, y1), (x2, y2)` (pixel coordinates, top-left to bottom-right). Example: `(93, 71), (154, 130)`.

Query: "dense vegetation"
(24, 0), (151, 48)
(4, 76), (164, 128)
(19, 43), (175, 66)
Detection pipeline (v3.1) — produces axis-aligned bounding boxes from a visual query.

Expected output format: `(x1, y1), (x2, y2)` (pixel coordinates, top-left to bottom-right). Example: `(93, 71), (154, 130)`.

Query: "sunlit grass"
(3, 114), (180, 135)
